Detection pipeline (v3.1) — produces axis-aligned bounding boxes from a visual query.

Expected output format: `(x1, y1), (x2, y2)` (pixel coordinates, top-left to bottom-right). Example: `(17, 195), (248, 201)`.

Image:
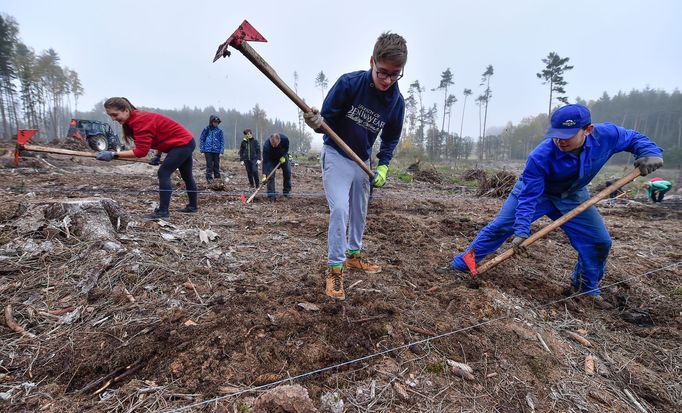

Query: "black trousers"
(158, 140), (197, 212)
(263, 160), (291, 199)
(204, 152), (221, 181)
(244, 160), (260, 187)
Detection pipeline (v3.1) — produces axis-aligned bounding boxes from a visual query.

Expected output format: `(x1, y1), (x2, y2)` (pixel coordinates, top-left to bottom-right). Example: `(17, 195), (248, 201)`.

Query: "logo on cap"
(562, 120), (576, 127)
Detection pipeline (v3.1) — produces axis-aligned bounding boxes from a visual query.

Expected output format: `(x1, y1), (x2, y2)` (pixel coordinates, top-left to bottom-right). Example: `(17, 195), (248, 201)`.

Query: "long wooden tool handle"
(235, 41), (374, 179)
(246, 163), (280, 204)
(476, 168), (642, 274)
(21, 144), (149, 164)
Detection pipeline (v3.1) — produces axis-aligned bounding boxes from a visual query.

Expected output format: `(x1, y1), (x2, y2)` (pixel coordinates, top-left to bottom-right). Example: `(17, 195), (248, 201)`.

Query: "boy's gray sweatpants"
(321, 144), (370, 266)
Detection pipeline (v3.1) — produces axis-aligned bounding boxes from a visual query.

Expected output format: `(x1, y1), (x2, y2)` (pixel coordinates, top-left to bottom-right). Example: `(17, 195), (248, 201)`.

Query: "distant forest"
(1, 14), (680, 165)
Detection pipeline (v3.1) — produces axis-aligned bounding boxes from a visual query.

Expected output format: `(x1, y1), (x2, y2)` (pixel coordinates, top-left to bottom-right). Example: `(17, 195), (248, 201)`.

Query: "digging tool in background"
(243, 163), (281, 204)
(14, 129), (149, 166)
(214, 20), (374, 180)
(462, 168), (642, 276)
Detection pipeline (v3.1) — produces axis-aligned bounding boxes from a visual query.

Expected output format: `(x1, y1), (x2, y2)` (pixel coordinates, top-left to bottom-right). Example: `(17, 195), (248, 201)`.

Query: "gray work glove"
(240, 161), (244, 166)
(96, 151), (116, 161)
(304, 107), (323, 129)
(256, 160), (261, 165)
(634, 156), (663, 176)
(149, 154), (161, 166)
(510, 236), (529, 257)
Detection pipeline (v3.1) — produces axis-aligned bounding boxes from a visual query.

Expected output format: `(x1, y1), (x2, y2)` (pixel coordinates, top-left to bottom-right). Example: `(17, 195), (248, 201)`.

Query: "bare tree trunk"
(459, 96), (467, 138)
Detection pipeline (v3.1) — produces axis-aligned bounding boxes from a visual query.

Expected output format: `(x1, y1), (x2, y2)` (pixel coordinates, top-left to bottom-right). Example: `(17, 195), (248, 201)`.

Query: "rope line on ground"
(163, 261), (680, 413)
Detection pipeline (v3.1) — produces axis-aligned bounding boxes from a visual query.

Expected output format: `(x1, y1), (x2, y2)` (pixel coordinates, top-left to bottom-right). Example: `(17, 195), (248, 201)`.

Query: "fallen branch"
(4, 304), (36, 338)
(406, 324), (436, 337)
(623, 388), (648, 413)
(536, 332), (551, 353)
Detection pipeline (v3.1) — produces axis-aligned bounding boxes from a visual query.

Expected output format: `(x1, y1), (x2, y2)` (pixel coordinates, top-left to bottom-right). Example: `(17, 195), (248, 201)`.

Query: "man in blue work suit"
(305, 32), (407, 300)
(450, 104), (663, 304)
(261, 133), (291, 201)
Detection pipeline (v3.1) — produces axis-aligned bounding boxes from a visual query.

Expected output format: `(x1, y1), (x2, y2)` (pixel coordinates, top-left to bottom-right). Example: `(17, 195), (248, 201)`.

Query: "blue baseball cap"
(544, 104), (592, 139)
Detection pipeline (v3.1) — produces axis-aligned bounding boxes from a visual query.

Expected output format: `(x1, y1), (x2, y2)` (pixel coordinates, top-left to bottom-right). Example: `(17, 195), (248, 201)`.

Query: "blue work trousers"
(451, 188), (611, 296)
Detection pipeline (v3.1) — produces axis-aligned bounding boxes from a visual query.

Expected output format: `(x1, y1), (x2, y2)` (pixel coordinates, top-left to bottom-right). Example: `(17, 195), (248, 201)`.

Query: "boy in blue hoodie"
(450, 104), (663, 304)
(199, 115), (224, 183)
(305, 32), (407, 300)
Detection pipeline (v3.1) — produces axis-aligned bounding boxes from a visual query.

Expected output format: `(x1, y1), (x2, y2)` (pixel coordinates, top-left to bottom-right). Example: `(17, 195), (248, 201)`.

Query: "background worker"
(643, 177), (672, 202)
(239, 128), (261, 188)
(96, 97), (198, 219)
(199, 114), (224, 184)
(261, 133), (291, 201)
(450, 104), (663, 304)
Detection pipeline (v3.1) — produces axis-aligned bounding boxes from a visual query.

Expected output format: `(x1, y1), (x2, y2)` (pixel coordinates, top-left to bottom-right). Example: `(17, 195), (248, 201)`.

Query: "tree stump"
(12, 198), (129, 241)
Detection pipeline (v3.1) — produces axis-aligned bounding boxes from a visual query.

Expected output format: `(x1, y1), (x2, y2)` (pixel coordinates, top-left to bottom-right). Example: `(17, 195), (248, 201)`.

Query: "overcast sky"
(4, 0), (681, 146)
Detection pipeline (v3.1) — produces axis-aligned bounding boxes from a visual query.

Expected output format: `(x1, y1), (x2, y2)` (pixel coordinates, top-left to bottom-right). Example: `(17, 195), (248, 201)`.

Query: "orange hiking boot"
(325, 266), (345, 300)
(346, 253), (382, 274)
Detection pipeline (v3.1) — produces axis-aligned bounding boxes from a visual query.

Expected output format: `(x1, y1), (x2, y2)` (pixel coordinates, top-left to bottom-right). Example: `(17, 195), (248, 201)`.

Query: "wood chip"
(297, 302), (320, 311)
(584, 355), (595, 375)
(567, 331), (592, 347)
(447, 360), (475, 381)
(392, 382), (410, 400)
(253, 373), (282, 386)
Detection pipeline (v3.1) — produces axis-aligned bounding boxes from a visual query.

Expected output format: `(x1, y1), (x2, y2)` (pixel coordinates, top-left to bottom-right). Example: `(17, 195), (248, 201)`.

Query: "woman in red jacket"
(96, 97), (198, 219)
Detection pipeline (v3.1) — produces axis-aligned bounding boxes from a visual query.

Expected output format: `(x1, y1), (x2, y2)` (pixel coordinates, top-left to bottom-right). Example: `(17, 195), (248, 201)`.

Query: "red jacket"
(125, 110), (194, 157)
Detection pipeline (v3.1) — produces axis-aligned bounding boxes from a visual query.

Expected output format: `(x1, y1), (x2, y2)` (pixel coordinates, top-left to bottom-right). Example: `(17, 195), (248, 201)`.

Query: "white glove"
(240, 161), (244, 166)
(257, 160), (261, 165)
(304, 107), (323, 129)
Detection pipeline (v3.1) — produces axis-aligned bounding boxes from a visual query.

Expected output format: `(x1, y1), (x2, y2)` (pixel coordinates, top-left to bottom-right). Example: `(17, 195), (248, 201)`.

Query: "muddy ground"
(0, 145), (680, 412)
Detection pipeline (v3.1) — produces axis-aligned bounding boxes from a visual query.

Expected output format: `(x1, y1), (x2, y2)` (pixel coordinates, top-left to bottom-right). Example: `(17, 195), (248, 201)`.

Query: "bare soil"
(0, 147), (680, 412)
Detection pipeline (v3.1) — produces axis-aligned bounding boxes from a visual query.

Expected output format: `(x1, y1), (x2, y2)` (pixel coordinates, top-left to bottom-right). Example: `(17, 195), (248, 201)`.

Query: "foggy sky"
(3, 0), (681, 148)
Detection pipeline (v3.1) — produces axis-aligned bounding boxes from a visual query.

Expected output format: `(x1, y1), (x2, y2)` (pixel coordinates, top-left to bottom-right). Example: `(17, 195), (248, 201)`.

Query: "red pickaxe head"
(462, 249), (478, 276)
(213, 20), (267, 62)
(15, 129), (39, 166)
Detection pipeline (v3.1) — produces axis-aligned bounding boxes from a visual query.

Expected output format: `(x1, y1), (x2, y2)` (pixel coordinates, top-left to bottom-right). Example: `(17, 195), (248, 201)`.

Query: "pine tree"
(537, 52), (574, 116)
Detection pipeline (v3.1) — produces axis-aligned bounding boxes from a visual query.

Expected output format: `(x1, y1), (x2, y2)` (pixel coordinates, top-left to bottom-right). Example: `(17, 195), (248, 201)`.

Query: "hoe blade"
(17, 129), (39, 145)
(462, 249), (478, 276)
(213, 20), (267, 62)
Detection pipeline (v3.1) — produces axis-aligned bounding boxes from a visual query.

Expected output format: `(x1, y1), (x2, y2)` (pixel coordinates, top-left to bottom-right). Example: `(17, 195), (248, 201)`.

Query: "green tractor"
(67, 118), (124, 151)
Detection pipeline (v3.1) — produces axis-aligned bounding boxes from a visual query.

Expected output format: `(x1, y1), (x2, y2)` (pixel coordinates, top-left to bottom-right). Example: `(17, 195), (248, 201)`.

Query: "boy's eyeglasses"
(375, 68), (403, 81)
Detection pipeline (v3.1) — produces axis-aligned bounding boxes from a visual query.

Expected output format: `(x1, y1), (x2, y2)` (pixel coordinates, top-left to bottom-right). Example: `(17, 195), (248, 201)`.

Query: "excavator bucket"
(213, 20), (267, 62)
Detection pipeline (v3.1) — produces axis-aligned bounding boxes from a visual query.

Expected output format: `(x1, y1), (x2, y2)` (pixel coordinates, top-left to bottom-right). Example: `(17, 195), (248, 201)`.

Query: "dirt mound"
(0, 159), (680, 412)
(413, 168), (445, 184)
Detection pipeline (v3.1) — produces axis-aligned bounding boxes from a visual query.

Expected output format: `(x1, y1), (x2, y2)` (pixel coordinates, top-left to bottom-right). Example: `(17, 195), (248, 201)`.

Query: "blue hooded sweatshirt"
(320, 69), (405, 166)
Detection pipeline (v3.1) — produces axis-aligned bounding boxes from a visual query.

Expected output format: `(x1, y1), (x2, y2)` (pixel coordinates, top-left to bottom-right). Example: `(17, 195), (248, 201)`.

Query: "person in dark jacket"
(261, 133), (291, 201)
(304, 32), (407, 300)
(97, 97), (198, 219)
(199, 115), (224, 183)
(239, 128), (261, 188)
(450, 104), (664, 305)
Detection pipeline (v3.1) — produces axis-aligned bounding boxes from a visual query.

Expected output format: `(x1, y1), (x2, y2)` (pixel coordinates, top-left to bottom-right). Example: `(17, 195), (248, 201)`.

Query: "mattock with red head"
(214, 20), (375, 180)
(462, 168), (641, 276)
(14, 129), (147, 166)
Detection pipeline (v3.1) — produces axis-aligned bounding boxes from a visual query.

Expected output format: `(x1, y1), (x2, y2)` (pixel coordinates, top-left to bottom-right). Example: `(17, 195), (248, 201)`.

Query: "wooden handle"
(476, 168), (642, 274)
(246, 162), (281, 204)
(21, 144), (149, 164)
(235, 41), (374, 179)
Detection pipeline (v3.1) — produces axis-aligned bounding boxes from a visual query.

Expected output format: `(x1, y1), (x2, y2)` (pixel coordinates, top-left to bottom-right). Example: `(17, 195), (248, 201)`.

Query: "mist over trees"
(2, 12), (679, 166)
(0, 13), (312, 154)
